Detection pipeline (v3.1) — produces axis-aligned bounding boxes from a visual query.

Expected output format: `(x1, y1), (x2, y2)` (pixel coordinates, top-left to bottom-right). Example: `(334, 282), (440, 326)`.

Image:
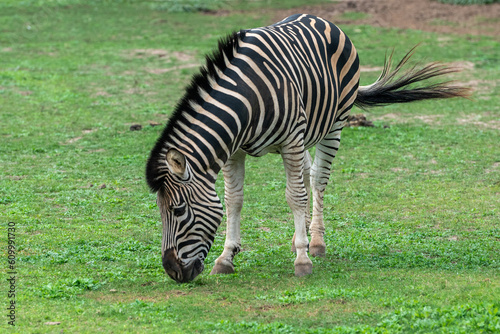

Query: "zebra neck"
(167, 94), (252, 180)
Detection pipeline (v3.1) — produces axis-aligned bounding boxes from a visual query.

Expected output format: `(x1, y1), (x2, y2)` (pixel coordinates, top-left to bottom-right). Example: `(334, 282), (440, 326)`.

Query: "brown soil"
(273, 0), (500, 38)
(126, 49), (195, 62)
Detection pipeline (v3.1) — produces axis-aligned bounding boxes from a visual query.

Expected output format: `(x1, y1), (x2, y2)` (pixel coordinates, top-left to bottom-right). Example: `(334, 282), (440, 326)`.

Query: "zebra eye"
(172, 203), (186, 217)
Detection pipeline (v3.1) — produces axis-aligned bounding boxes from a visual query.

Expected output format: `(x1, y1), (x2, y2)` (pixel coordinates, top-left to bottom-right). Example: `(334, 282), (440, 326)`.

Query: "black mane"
(146, 30), (246, 192)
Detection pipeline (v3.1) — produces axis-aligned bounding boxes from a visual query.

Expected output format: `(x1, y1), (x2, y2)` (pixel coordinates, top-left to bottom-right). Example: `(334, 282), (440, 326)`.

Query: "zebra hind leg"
(281, 142), (313, 277)
(210, 150), (246, 275)
(309, 127), (343, 257)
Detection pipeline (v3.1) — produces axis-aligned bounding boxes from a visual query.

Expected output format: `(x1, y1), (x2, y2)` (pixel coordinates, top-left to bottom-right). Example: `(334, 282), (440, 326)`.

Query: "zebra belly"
(241, 145), (281, 157)
(303, 116), (338, 150)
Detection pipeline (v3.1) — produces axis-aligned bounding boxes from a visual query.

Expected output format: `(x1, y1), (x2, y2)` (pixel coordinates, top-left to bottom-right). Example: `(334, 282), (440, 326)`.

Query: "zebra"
(146, 14), (469, 283)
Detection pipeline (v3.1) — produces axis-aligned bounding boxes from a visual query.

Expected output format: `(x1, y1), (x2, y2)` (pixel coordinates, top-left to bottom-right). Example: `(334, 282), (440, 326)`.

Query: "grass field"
(1, 0), (499, 333)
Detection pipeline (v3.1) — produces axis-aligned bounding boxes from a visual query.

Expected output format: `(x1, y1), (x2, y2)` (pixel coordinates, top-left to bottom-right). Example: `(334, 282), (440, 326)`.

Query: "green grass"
(339, 11), (370, 21)
(1, 1), (499, 333)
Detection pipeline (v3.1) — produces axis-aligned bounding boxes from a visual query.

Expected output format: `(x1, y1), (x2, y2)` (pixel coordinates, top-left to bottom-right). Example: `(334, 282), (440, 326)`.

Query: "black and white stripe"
(146, 14), (469, 282)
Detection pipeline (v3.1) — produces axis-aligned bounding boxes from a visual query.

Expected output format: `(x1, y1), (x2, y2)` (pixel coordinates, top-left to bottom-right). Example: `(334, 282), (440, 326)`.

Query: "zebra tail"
(354, 46), (471, 110)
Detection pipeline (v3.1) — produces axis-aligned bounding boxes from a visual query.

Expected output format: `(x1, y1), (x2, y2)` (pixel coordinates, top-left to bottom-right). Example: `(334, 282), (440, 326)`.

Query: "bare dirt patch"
(457, 114), (500, 130)
(126, 49), (196, 62)
(448, 61), (475, 71)
(372, 112), (404, 122)
(273, 0), (500, 38)
(66, 136), (83, 144)
(485, 162), (500, 174)
(391, 167), (410, 173)
(61, 129), (97, 145)
(125, 49), (200, 75)
(146, 64), (200, 74)
(414, 115), (444, 125)
(461, 79), (496, 98)
(5, 175), (25, 181)
(92, 91), (112, 98)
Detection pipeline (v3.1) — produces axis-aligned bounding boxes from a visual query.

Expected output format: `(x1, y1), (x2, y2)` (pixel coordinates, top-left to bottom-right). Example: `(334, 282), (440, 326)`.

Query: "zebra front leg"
(282, 144), (313, 277)
(309, 127), (343, 257)
(210, 150), (246, 275)
(291, 150), (312, 253)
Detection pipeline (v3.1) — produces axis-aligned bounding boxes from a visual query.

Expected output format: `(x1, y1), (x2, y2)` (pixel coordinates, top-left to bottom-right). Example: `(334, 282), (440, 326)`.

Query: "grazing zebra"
(146, 14), (469, 283)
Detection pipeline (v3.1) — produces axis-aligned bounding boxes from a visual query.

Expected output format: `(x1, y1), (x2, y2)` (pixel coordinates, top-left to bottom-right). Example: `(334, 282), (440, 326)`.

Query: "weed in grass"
(35, 278), (103, 299)
(256, 287), (364, 305)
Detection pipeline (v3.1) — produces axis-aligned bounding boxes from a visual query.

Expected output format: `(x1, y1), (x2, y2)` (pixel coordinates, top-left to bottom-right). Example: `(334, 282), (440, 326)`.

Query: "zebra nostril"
(165, 268), (179, 282)
(186, 258), (204, 281)
(193, 258), (203, 272)
(162, 248), (206, 283)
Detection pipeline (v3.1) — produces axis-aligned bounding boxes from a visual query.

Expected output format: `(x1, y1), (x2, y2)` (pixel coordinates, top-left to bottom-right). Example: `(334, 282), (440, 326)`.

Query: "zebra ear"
(166, 148), (190, 180)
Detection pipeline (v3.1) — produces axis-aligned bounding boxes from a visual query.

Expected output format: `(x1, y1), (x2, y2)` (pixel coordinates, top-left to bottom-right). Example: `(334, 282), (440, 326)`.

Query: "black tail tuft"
(354, 46), (471, 110)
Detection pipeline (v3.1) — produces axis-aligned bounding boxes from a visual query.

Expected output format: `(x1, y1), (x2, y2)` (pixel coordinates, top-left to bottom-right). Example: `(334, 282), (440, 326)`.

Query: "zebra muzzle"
(162, 248), (204, 283)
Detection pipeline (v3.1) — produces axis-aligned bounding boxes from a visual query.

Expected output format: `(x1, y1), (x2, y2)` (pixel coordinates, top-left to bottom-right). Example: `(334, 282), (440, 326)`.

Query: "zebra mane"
(175, 30), (244, 121)
(146, 30), (245, 192)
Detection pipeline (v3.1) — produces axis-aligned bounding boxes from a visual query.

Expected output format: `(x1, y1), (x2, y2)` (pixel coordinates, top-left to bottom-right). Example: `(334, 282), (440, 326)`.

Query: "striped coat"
(146, 14), (468, 283)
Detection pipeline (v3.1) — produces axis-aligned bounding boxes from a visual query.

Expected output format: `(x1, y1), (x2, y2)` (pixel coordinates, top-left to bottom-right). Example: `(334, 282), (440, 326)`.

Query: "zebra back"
(147, 14), (360, 190)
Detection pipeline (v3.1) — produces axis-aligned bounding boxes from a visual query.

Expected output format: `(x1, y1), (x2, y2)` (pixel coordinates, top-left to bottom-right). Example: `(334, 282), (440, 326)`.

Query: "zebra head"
(150, 148), (224, 283)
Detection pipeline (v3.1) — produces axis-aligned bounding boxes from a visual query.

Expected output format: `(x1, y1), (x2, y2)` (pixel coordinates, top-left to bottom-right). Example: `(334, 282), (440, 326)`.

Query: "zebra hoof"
(294, 263), (313, 277)
(309, 244), (326, 257)
(210, 263), (234, 275)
